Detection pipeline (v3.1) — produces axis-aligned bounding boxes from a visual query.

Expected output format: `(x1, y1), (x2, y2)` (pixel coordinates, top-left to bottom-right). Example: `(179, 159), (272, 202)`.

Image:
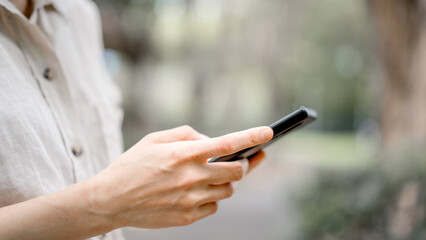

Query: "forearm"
(0, 178), (115, 240)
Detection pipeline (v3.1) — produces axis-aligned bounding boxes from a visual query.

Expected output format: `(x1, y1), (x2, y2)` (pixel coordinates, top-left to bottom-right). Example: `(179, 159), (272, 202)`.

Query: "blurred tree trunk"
(369, 0), (426, 151)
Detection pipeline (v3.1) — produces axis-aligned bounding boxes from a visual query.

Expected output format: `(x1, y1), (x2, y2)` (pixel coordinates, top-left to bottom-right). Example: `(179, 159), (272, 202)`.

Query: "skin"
(1, 1), (274, 239)
(0, 126), (273, 239)
(10, 0), (33, 18)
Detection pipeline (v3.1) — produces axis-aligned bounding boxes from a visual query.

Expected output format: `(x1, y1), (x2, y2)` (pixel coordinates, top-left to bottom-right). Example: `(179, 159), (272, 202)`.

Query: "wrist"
(73, 175), (120, 235)
(83, 170), (129, 230)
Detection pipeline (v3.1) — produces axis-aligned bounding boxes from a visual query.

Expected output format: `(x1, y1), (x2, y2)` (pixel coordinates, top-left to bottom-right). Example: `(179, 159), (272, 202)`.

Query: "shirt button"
(43, 68), (56, 80)
(71, 145), (83, 157)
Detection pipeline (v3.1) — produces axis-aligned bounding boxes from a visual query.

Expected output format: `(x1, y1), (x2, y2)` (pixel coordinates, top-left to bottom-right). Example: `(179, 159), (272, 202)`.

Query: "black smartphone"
(208, 106), (317, 163)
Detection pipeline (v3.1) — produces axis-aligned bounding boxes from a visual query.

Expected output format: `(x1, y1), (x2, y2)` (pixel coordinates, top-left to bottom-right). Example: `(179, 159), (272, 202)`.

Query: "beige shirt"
(0, 0), (124, 239)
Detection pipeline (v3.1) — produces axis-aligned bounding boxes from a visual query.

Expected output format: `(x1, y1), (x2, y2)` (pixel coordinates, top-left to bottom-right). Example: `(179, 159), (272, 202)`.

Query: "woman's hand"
(90, 125), (273, 229)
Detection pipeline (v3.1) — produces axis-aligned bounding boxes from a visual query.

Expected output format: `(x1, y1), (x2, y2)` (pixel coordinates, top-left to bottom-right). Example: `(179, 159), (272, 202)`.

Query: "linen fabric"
(0, 0), (124, 239)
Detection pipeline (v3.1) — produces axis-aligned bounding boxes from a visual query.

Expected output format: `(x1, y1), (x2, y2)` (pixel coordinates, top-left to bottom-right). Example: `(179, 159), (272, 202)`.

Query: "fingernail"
(241, 158), (249, 175)
(237, 158), (249, 175)
(231, 181), (239, 190)
(261, 128), (272, 141)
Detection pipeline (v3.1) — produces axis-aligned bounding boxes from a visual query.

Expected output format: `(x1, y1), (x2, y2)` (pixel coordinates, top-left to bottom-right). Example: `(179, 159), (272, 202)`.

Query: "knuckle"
(169, 148), (183, 160)
(209, 202), (219, 215)
(179, 198), (194, 209)
(178, 213), (194, 226)
(177, 177), (196, 191)
(180, 125), (195, 134)
(200, 174), (210, 183)
(217, 138), (236, 153)
(195, 170), (210, 183)
(169, 144), (195, 161)
(168, 145), (191, 161)
(179, 197), (197, 209)
(177, 169), (203, 190)
(247, 131), (259, 145)
(143, 132), (156, 142)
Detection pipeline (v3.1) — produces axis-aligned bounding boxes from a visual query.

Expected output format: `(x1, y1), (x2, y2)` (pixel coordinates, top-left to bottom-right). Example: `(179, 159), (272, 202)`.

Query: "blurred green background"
(94, 0), (425, 239)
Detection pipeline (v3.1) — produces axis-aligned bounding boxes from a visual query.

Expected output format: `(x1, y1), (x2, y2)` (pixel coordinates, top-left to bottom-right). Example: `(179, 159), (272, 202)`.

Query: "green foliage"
(280, 0), (375, 131)
(294, 150), (426, 240)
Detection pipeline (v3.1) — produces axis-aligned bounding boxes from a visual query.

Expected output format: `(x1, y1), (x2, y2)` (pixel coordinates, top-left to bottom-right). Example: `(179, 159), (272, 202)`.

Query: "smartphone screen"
(208, 106), (317, 163)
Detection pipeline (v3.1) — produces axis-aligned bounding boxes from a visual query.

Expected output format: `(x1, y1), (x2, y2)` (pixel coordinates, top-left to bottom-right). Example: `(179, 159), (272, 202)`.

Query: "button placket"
(10, 8), (83, 183)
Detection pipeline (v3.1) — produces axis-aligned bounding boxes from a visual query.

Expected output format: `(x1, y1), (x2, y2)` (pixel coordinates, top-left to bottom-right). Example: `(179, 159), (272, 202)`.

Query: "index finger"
(182, 126), (273, 160)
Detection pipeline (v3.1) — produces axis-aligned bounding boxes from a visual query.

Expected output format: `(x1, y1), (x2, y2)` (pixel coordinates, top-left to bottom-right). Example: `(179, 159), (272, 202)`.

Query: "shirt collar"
(37, 0), (65, 16)
(0, 0), (64, 18)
